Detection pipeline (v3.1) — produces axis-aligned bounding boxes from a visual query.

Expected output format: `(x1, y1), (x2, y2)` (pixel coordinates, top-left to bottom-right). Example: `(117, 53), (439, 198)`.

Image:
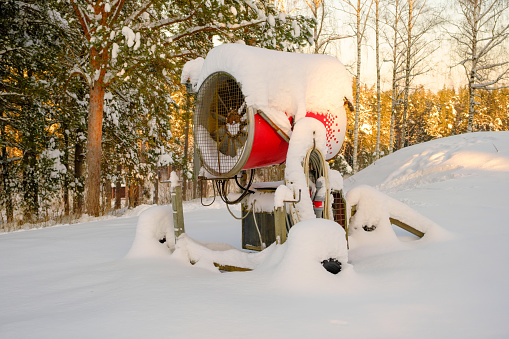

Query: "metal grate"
(332, 190), (347, 229)
(195, 72), (249, 177)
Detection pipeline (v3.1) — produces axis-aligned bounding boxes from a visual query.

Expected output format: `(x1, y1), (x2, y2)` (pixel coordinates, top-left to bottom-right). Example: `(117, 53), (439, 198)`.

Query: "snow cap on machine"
(195, 43), (352, 159)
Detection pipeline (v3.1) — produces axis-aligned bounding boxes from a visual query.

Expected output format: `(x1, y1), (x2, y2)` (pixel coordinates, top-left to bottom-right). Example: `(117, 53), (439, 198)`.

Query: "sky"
(296, 0), (488, 92)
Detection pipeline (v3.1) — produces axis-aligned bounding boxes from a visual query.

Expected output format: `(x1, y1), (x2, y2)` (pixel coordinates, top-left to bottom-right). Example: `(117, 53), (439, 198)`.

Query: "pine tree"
(62, 0), (314, 216)
(0, 0), (72, 223)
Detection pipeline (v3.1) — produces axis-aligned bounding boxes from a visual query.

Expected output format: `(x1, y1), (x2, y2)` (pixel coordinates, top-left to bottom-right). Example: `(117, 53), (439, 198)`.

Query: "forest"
(1, 0), (508, 229)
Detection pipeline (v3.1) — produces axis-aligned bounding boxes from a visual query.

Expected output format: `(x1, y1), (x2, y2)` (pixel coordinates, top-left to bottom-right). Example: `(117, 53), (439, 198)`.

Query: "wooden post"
(274, 206), (287, 244)
(172, 184), (185, 239)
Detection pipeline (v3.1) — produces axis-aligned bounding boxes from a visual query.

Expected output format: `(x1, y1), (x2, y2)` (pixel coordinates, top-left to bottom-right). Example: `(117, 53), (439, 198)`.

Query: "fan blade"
(218, 135), (230, 155)
(217, 93), (228, 112)
(238, 131), (247, 144)
(234, 137), (244, 153)
(211, 125), (227, 142)
(227, 138), (237, 157)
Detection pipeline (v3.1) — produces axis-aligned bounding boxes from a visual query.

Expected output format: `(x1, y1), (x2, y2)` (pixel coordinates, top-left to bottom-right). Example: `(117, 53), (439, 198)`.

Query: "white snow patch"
(346, 185), (450, 249)
(274, 185), (294, 208)
(329, 169), (344, 191)
(122, 26), (135, 48)
(170, 171), (180, 190)
(180, 57), (205, 92)
(126, 205), (175, 258)
(111, 43), (119, 59)
(284, 118), (327, 221)
(260, 218), (350, 290)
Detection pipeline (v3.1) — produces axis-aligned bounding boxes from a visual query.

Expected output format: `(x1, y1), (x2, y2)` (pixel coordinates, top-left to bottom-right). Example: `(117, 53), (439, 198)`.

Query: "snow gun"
(175, 44), (431, 273)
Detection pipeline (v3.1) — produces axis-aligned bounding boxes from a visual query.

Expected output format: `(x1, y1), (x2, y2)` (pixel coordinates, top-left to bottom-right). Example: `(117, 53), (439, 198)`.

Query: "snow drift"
(2, 132), (509, 338)
(126, 205), (175, 258)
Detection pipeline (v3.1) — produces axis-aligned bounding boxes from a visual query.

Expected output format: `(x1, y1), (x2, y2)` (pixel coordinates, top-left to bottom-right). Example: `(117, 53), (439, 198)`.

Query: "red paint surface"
(241, 110), (344, 169)
(242, 113), (289, 169)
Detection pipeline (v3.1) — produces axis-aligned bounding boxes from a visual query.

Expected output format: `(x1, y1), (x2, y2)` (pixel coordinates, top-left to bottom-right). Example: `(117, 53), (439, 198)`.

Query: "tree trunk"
(115, 164), (122, 209)
(467, 3), (478, 133)
(375, 0), (381, 159)
(63, 123), (70, 216)
(153, 177), (159, 205)
(22, 148), (39, 223)
(183, 97), (191, 201)
(1, 125), (13, 223)
(352, 0), (362, 173)
(402, 0), (413, 148)
(85, 84), (105, 216)
(388, 0), (401, 154)
(105, 179), (112, 213)
(128, 181), (140, 208)
(73, 133), (84, 215)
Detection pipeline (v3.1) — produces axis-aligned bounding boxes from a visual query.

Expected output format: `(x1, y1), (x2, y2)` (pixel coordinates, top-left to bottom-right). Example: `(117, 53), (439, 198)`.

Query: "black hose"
(216, 169), (255, 205)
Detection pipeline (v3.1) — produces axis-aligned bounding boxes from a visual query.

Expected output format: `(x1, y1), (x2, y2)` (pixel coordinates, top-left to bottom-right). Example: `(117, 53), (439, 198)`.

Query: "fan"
(195, 72), (254, 177)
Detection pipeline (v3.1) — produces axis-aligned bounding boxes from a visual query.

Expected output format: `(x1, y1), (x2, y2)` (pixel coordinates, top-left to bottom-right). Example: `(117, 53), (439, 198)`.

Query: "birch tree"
(304, 0), (353, 54)
(381, 0), (405, 153)
(66, 0), (314, 216)
(341, 0), (373, 173)
(451, 0), (509, 133)
(374, 0), (381, 159)
(400, 0), (440, 147)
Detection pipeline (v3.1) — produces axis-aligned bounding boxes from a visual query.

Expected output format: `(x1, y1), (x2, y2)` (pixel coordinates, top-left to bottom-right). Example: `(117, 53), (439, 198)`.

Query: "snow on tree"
(65, 0), (315, 216)
(451, 0), (509, 133)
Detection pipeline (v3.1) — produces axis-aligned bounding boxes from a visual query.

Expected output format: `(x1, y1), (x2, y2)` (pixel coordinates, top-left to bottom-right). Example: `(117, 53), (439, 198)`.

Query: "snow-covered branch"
(134, 13), (194, 30)
(70, 0), (90, 40)
(124, 0), (153, 27)
(0, 46), (27, 56)
(169, 19), (265, 42)
(109, 0), (127, 25)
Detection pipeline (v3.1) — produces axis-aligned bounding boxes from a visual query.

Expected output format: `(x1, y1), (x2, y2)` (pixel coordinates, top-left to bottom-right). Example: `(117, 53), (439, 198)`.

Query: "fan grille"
(195, 72), (250, 177)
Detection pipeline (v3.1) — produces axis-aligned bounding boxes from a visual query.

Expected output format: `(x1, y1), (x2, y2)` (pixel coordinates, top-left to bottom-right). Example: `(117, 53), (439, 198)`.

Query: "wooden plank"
(244, 244), (262, 252)
(389, 217), (425, 238)
(213, 263), (253, 272)
(351, 204), (425, 238)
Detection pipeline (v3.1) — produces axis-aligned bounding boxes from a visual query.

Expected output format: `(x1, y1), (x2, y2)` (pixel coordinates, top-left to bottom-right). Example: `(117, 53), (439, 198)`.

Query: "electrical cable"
(224, 199), (263, 249)
(251, 200), (265, 249)
(215, 169), (255, 205)
(225, 202), (251, 220)
(200, 178), (216, 207)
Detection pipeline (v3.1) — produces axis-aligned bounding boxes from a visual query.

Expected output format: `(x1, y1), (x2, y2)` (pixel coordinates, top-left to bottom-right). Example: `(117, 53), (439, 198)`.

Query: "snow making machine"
(188, 44), (353, 273)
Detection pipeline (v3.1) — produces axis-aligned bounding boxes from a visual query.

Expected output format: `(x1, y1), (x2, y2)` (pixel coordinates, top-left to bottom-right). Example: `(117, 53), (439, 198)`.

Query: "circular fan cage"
(195, 72), (254, 178)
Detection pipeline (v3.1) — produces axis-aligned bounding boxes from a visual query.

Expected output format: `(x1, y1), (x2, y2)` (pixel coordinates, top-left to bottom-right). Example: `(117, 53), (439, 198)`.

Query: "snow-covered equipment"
(186, 44), (354, 273)
(193, 44), (352, 178)
(179, 44), (434, 274)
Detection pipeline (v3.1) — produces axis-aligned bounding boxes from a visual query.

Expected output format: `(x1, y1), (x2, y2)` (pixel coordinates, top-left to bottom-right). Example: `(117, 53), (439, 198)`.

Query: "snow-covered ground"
(1, 131), (509, 338)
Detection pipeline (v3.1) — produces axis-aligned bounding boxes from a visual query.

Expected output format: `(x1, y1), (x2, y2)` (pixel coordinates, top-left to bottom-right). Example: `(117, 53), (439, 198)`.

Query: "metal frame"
(195, 71), (256, 178)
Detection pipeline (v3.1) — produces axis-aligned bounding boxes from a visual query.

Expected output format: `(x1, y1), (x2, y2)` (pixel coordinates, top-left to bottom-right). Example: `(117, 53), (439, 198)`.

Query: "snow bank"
(126, 205), (175, 258)
(345, 131), (509, 192)
(172, 218), (351, 291)
(196, 44), (352, 140)
(260, 219), (351, 290)
(172, 234), (269, 272)
(346, 185), (450, 248)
